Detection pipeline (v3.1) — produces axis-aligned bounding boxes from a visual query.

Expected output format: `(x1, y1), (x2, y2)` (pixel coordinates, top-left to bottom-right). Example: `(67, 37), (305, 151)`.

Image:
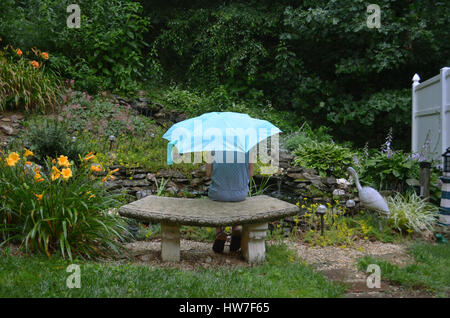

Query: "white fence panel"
(412, 67), (450, 164)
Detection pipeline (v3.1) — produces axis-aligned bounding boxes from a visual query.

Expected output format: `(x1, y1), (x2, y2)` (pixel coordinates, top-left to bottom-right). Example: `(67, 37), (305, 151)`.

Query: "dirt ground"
(118, 238), (434, 298)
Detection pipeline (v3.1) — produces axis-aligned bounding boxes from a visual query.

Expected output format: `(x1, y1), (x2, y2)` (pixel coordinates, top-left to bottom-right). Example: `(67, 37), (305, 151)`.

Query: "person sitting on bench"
(205, 150), (254, 253)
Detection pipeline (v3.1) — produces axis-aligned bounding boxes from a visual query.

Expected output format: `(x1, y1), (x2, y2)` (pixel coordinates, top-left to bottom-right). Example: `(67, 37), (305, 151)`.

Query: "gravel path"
(120, 238), (433, 297)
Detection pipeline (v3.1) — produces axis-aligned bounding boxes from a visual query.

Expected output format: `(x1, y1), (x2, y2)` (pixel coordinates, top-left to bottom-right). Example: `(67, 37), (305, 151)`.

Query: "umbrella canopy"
(162, 112), (282, 164)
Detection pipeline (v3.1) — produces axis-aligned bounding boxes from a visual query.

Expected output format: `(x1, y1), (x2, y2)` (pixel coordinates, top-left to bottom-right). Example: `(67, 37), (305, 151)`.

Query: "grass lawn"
(358, 242), (450, 297)
(0, 243), (345, 298)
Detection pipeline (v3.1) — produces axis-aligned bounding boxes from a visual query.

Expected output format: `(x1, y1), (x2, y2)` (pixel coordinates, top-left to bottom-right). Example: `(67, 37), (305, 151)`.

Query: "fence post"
(441, 68), (450, 165)
(412, 74), (421, 153)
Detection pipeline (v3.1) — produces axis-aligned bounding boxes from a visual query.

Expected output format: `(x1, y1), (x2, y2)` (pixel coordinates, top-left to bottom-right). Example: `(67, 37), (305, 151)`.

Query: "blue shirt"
(208, 151), (250, 202)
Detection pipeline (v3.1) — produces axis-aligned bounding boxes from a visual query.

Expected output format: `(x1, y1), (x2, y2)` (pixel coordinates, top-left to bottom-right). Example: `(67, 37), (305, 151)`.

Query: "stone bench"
(118, 195), (300, 263)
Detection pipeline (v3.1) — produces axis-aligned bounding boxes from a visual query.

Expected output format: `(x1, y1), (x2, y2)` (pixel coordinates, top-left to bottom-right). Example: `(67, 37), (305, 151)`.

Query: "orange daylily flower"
(57, 155), (71, 167)
(24, 148), (34, 158)
(34, 193), (43, 201)
(34, 172), (44, 183)
(41, 52), (49, 60)
(30, 60), (39, 68)
(90, 165), (103, 172)
(84, 152), (96, 161)
(61, 168), (72, 180)
(16, 48), (22, 56)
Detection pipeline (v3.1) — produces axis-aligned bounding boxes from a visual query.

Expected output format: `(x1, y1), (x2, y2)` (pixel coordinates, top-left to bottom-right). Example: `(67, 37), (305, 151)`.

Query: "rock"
(157, 169), (186, 179)
(325, 176), (336, 185)
(136, 190), (152, 199)
(122, 179), (151, 187)
(132, 174), (147, 180)
(205, 256), (212, 263)
(286, 166), (303, 173)
(1, 118), (11, 122)
(0, 124), (14, 135)
(287, 173), (307, 181)
(303, 168), (317, 175)
(140, 254), (152, 262)
(332, 189), (346, 196)
(191, 169), (205, 178)
(336, 178), (351, 189)
(191, 178), (203, 186)
(296, 183), (308, 189)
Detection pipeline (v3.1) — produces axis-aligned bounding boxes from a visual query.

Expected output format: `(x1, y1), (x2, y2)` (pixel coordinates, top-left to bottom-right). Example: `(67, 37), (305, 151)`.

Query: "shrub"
(0, 44), (62, 112)
(0, 0), (150, 95)
(387, 192), (439, 235)
(293, 140), (356, 177)
(359, 150), (419, 193)
(61, 91), (156, 137)
(21, 117), (87, 166)
(283, 123), (333, 152)
(0, 150), (128, 260)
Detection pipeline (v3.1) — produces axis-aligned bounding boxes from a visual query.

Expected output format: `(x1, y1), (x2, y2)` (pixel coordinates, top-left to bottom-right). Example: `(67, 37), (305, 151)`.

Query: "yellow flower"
(301, 205), (306, 209)
(61, 168), (72, 180)
(51, 167), (61, 181)
(25, 161), (32, 165)
(34, 193), (43, 201)
(296, 202), (300, 207)
(6, 152), (20, 166)
(57, 155), (71, 167)
(89, 194), (96, 199)
(364, 236), (368, 240)
(24, 148), (34, 158)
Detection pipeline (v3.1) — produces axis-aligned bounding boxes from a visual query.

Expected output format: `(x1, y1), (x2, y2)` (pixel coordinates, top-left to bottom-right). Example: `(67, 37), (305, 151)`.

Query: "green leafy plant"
(387, 191), (439, 235)
(0, 150), (128, 260)
(293, 140), (356, 177)
(248, 176), (271, 197)
(0, 45), (62, 112)
(20, 117), (87, 166)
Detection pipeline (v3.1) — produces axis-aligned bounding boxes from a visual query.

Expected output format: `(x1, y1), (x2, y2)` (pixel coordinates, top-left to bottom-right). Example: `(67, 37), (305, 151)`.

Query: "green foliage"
(61, 91), (156, 137)
(161, 85), (296, 132)
(0, 151), (128, 260)
(358, 243), (450, 295)
(0, 45), (62, 112)
(18, 117), (87, 167)
(359, 150), (419, 192)
(1, 0), (150, 94)
(293, 140), (356, 177)
(283, 123), (333, 152)
(0, 243), (345, 297)
(297, 200), (402, 247)
(248, 176), (271, 197)
(387, 192), (439, 234)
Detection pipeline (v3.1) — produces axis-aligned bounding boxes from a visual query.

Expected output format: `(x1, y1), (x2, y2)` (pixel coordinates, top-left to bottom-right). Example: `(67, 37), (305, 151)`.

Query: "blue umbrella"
(162, 112), (282, 164)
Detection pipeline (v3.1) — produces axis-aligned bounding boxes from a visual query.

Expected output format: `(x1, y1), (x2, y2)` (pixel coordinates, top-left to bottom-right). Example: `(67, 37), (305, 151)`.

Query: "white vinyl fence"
(412, 67), (450, 165)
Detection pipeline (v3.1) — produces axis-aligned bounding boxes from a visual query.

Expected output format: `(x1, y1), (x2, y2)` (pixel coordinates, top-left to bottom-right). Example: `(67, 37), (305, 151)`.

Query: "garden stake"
(316, 205), (327, 236)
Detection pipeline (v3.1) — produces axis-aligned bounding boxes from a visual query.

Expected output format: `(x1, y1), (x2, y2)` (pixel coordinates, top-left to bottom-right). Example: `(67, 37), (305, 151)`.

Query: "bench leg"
(161, 224), (180, 262)
(241, 223), (268, 264)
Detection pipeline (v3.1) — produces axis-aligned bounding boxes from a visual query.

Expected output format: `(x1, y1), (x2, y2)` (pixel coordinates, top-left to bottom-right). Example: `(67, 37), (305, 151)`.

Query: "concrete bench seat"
(118, 195), (300, 263)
